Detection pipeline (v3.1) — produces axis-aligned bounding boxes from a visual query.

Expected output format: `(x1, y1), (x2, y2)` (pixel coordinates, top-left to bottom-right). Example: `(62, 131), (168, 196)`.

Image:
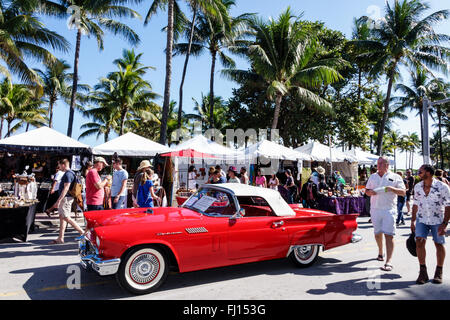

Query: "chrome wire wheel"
(289, 245), (319, 268)
(117, 246), (169, 295)
(129, 253), (160, 285)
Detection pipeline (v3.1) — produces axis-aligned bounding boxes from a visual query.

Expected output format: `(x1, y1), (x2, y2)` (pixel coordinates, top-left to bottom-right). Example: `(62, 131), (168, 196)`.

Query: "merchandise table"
(0, 204), (38, 242)
(317, 196), (366, 215)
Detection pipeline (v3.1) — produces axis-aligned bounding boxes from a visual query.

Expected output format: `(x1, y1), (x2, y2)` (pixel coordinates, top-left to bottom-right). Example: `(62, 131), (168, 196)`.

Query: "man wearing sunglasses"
(411, 164), (450, 285)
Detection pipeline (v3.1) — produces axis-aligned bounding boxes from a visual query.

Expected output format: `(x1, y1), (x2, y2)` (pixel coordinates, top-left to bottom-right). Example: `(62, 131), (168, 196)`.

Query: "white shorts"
(370, 208), (396, 236)
(58, 196), (74, 218)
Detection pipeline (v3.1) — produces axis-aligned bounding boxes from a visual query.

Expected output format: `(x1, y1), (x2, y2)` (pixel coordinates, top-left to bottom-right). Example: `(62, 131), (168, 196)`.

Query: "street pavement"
(1, 212), (449, 300)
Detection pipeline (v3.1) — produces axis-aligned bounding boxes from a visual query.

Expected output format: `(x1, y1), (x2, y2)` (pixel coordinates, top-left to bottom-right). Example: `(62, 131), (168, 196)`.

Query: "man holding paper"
(365, 156), (406, 272)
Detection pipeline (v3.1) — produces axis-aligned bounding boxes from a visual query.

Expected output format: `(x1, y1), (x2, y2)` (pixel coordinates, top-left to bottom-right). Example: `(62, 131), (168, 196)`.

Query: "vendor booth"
(92, 132), (172, 208)
(0, 127), (92, 241)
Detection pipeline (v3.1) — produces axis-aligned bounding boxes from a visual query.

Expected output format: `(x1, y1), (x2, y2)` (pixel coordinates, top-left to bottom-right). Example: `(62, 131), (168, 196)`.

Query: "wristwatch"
(442, 221), (449, 226)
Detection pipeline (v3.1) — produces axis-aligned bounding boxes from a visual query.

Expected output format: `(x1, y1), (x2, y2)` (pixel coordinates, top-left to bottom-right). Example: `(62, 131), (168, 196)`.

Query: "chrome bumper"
(351, 233), (363, 243)
(77, 235), (120, 276)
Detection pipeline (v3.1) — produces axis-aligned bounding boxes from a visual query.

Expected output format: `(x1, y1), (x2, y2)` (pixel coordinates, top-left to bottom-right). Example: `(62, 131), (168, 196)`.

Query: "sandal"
(380, 263), (393, 271)
(49, 239), (64, 245)
(376, 254), (384, 261)
(45, 209), (52, 217)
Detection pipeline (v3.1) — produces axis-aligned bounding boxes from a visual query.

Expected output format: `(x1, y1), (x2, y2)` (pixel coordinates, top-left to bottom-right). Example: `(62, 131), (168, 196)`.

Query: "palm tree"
(428, 79), (449, 169)
(79, 105), (119, 142)
(223, 8), (345, 131)
(145, 0), (183, 144)
(174, 0), (252, 129)
(89, 56), (160, 136)
(0, 0), (70, 85)
(347, 0), (450, 155)
(385, 130), (402, 171)
(175, 0), (229, 130)
(34, 59), (90, 128)
(393, 67), (435, 155)
(402, 132), (421, 169)
(0, 79), (45, 137)
(56, 0), (141, 137)
(186, 93), (230, 132)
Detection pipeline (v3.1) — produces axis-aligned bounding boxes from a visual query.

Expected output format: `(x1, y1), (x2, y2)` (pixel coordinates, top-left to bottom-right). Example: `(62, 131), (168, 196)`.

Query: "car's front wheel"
(116, 245), (169, 295)
(289, 245), (320, 268)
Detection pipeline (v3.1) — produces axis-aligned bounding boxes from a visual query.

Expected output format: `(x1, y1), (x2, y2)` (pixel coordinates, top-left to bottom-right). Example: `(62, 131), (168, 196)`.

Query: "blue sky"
(3, 0), (449, 151)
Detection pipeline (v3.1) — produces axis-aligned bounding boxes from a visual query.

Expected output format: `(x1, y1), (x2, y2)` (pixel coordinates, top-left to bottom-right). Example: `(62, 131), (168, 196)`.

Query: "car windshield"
(182, 187), (237, 216)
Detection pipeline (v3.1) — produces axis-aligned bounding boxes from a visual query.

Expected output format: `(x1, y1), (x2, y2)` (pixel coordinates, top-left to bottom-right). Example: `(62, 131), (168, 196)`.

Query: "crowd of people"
(45, 157), (163, 244)
(364, 156), (449, 285)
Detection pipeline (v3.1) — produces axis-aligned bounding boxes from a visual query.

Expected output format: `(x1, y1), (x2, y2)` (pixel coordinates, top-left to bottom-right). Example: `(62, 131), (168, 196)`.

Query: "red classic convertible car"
(78, 183), (361, 295)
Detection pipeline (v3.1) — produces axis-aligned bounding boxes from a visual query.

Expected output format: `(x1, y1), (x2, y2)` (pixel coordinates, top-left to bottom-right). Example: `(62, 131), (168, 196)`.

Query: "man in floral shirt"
(411, 164), (450, 285)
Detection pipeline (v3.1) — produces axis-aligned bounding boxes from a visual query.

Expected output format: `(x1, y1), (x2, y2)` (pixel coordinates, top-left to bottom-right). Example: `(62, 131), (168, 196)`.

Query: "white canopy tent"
(170, 135), (242, 161)
(0, 126), (90, 152)
(294, 141), (357, 162)
(242, 139), (312, 161)
(344, 148), (394, 166)
(92, 132), (170, 156)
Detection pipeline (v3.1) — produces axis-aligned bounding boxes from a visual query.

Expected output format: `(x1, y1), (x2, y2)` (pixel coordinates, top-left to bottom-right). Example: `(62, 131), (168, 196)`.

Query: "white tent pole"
(329, 136), (333, 175)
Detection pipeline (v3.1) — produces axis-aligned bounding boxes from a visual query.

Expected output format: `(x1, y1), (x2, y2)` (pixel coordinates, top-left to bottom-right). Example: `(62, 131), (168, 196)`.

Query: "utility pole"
(422, 97), (450, 165)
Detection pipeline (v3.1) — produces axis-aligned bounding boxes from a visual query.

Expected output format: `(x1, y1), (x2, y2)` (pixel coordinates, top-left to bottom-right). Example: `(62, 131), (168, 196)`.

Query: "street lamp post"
(368, 128), (374, 154)
(422, 97), (450, 166)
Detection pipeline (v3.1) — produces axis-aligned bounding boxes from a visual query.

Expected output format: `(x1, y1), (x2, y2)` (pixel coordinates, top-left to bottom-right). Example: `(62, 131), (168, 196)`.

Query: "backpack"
(68, 172), (84, 211)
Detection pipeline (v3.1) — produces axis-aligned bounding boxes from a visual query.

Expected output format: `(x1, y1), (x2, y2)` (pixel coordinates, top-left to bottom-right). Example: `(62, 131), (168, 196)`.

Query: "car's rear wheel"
(116, 246), (168, 295)
(289, 245), (320, 268)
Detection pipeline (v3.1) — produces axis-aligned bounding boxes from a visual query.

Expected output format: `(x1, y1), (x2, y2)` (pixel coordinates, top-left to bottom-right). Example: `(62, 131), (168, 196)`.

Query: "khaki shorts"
(58, 197), (74, 218)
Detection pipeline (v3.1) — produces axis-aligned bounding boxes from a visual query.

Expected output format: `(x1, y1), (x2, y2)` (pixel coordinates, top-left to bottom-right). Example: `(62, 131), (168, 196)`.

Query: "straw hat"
(94, 156), (109, 166)
(316, 166), (325, 175)
(137, 160), (152, 171)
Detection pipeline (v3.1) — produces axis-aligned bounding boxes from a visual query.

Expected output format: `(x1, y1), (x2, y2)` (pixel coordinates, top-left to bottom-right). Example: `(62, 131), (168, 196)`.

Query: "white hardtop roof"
(92, 132), (170, 156)
(0, 126), (90, 149)
(206, 183), (296, 217)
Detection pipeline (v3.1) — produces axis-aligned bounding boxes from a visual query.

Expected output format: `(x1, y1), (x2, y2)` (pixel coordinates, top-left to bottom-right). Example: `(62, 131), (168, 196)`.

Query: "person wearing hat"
(132, 160), (152, 207)
(311, 167), (321, 187)
(227, 166), (241, 183)
(85, 157), (111, 211)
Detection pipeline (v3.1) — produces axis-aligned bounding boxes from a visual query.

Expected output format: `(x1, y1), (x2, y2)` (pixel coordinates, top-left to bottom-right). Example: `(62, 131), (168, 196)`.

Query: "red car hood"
(84, 207), (202, 229)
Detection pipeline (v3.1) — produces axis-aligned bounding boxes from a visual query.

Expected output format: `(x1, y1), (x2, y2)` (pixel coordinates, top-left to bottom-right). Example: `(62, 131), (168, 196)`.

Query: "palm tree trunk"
(209, 49), (217, 130)
(159, 0), (174, 145)
(271, 92), (283, 130)
(26, 123), (30, 132)
(6, 120), (12, 137)
(437, 105), (444, 169)
(376, 69), (395, 155)
(178, 2), (198, 132)
(393, 148), (396, 172)
(67, 29), (82, 138)
(0, 116), (4, 139)
(48, 97), (56, 128)
(419, 109), (424, 156)
(120, 107), (127, 136)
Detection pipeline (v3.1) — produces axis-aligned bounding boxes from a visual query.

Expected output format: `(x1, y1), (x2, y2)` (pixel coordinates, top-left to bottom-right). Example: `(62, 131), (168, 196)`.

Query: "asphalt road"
(1, 213), (449, 300)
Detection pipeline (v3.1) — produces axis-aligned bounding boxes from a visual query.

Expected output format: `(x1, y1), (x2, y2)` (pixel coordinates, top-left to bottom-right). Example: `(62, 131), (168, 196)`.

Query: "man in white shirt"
(411, 164), (450, 284)
(365, 156), (406, 272)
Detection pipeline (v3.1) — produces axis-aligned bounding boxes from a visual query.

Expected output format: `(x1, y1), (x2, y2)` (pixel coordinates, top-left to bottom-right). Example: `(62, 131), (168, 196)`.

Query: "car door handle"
(272, 221), (284, 228)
